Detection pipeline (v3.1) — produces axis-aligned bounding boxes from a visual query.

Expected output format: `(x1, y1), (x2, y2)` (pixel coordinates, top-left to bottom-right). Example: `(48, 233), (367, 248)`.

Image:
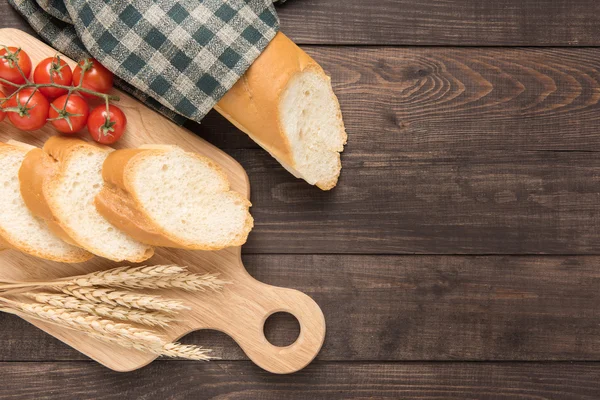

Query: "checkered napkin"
(9, 0), (281, 124)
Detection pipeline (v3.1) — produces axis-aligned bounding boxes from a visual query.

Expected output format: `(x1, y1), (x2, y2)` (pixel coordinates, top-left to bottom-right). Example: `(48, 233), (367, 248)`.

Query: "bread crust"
(96, 146), (253, 250)
(95, 148), (184, 248)
(19, 147), (79, 245)
(19, 137), (152, 262)
(214, 32), (346, 190)
(0, 234), (13, 251)
(0, 142), (92, 263)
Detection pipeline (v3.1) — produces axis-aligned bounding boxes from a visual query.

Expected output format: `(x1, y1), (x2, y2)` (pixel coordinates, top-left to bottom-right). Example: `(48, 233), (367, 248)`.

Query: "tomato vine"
(0, 46), (121, 138)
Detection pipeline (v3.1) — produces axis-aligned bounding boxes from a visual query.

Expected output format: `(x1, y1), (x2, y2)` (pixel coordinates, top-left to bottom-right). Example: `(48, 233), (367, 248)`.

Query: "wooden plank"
(4, 255), (600, 361)
(198, 47), (600, 152)
(278, 0), (600, 46)
(5, 0), (600, 46)
(232, 149), (600, 254)
(1, 361), (599, 399)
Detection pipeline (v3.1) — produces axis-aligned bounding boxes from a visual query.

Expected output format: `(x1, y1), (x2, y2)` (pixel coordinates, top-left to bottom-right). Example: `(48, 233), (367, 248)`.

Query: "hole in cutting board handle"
(263, 312), (300, 347)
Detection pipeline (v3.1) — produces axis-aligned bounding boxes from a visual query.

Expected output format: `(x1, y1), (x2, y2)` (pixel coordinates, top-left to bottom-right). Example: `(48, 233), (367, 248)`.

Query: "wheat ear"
(59, 286), (189, 313)
(160, 343), (214, 360)
(116, 272), (228, 291)
(74, 326), (213, 360)
(0, 265), (186, 290)
(66, 265), (187, 287)
(0, 266), (226, 293)
(0, 303), (211, 360)
(24, 293), (174, 327)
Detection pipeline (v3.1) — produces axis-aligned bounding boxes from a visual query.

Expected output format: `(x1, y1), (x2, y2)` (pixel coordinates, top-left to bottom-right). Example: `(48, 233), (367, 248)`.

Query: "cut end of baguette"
(0, 143), (92, 263)
(98, 146), (253, 250)
(215, 32), (347, 190)
(42, 137), (154, 262)
(280, 69), (347, 190)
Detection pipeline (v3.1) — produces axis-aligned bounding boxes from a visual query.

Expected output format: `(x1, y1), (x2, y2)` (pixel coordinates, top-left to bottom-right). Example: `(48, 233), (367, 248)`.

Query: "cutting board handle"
(225, 282), (326, 374)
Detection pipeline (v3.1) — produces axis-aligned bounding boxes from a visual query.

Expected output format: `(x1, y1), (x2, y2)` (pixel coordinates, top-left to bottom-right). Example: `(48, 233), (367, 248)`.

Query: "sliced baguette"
(95, 145), (253, 250)
(19, 136), (153, 262)
(0, 141), (92, 263)
(215, 32), (347, 190)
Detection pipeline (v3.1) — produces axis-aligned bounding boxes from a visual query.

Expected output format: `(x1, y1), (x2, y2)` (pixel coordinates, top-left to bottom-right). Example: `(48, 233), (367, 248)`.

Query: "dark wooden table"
(3, 1), (600, 398)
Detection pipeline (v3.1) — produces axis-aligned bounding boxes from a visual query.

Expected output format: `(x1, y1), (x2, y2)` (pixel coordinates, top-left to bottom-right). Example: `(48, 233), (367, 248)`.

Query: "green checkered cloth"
(9, 0), (281, 124)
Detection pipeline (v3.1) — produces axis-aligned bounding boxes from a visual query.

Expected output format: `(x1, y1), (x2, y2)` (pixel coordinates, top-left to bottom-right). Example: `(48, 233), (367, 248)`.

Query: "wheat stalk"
(24, 292), (174, 327)
(74, 326), (212, 360)
(99, 334), (213, 360)
(0, 265), (226, 293)
(0, 265), (222, 361)
(0, 299), (164, 347)
(0, 265), (186, 290)
(59, 286), (189, 313)
(0, 302), (212, 360)
(118, 272), (227, 291)
(66, 265), (186, 287)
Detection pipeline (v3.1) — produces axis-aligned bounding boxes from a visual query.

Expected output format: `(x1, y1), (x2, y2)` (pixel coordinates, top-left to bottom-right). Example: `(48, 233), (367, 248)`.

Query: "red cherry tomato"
(87, 104), (126, 144)
(0, 88), (6, 122)
(48, 94), (89, 134)
(33, 56), (73, 99)
(6, 88), (49, 131)
(0, 47), (32, 85)
(72, 58), (113, 98)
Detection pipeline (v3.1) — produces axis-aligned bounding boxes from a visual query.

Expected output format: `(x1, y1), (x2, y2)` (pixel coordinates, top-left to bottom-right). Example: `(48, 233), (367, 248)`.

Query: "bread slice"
(95, 145), (253, 250)
(19, 136), (154, 262)
(0, 141), (92, 263)
(215, 32), (347, 190)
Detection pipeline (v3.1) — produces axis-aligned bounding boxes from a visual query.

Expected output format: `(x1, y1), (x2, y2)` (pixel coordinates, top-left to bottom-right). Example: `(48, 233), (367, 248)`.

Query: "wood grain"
(0, 29), (325, 374)
(278, 0), (600, 46)
(197, 47), (600, 152)
(5, 0), (600, 46)
(226, 150), (600, 254)
(1, 361), (600, 399)
(4, 255), (600, 362)
(7, 0), (600, 46)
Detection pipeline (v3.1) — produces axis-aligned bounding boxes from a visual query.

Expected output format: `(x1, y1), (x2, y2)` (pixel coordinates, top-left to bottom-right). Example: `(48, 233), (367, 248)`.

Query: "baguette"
(95, 145), (253, 250)
(0, 141), (92, 262)
(215, 32), (347, 190)
(19, 136), (154, 262)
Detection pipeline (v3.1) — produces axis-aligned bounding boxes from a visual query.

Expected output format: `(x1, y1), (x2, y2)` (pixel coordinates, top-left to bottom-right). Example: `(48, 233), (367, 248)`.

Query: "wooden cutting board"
(0, 28), (325, 374)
